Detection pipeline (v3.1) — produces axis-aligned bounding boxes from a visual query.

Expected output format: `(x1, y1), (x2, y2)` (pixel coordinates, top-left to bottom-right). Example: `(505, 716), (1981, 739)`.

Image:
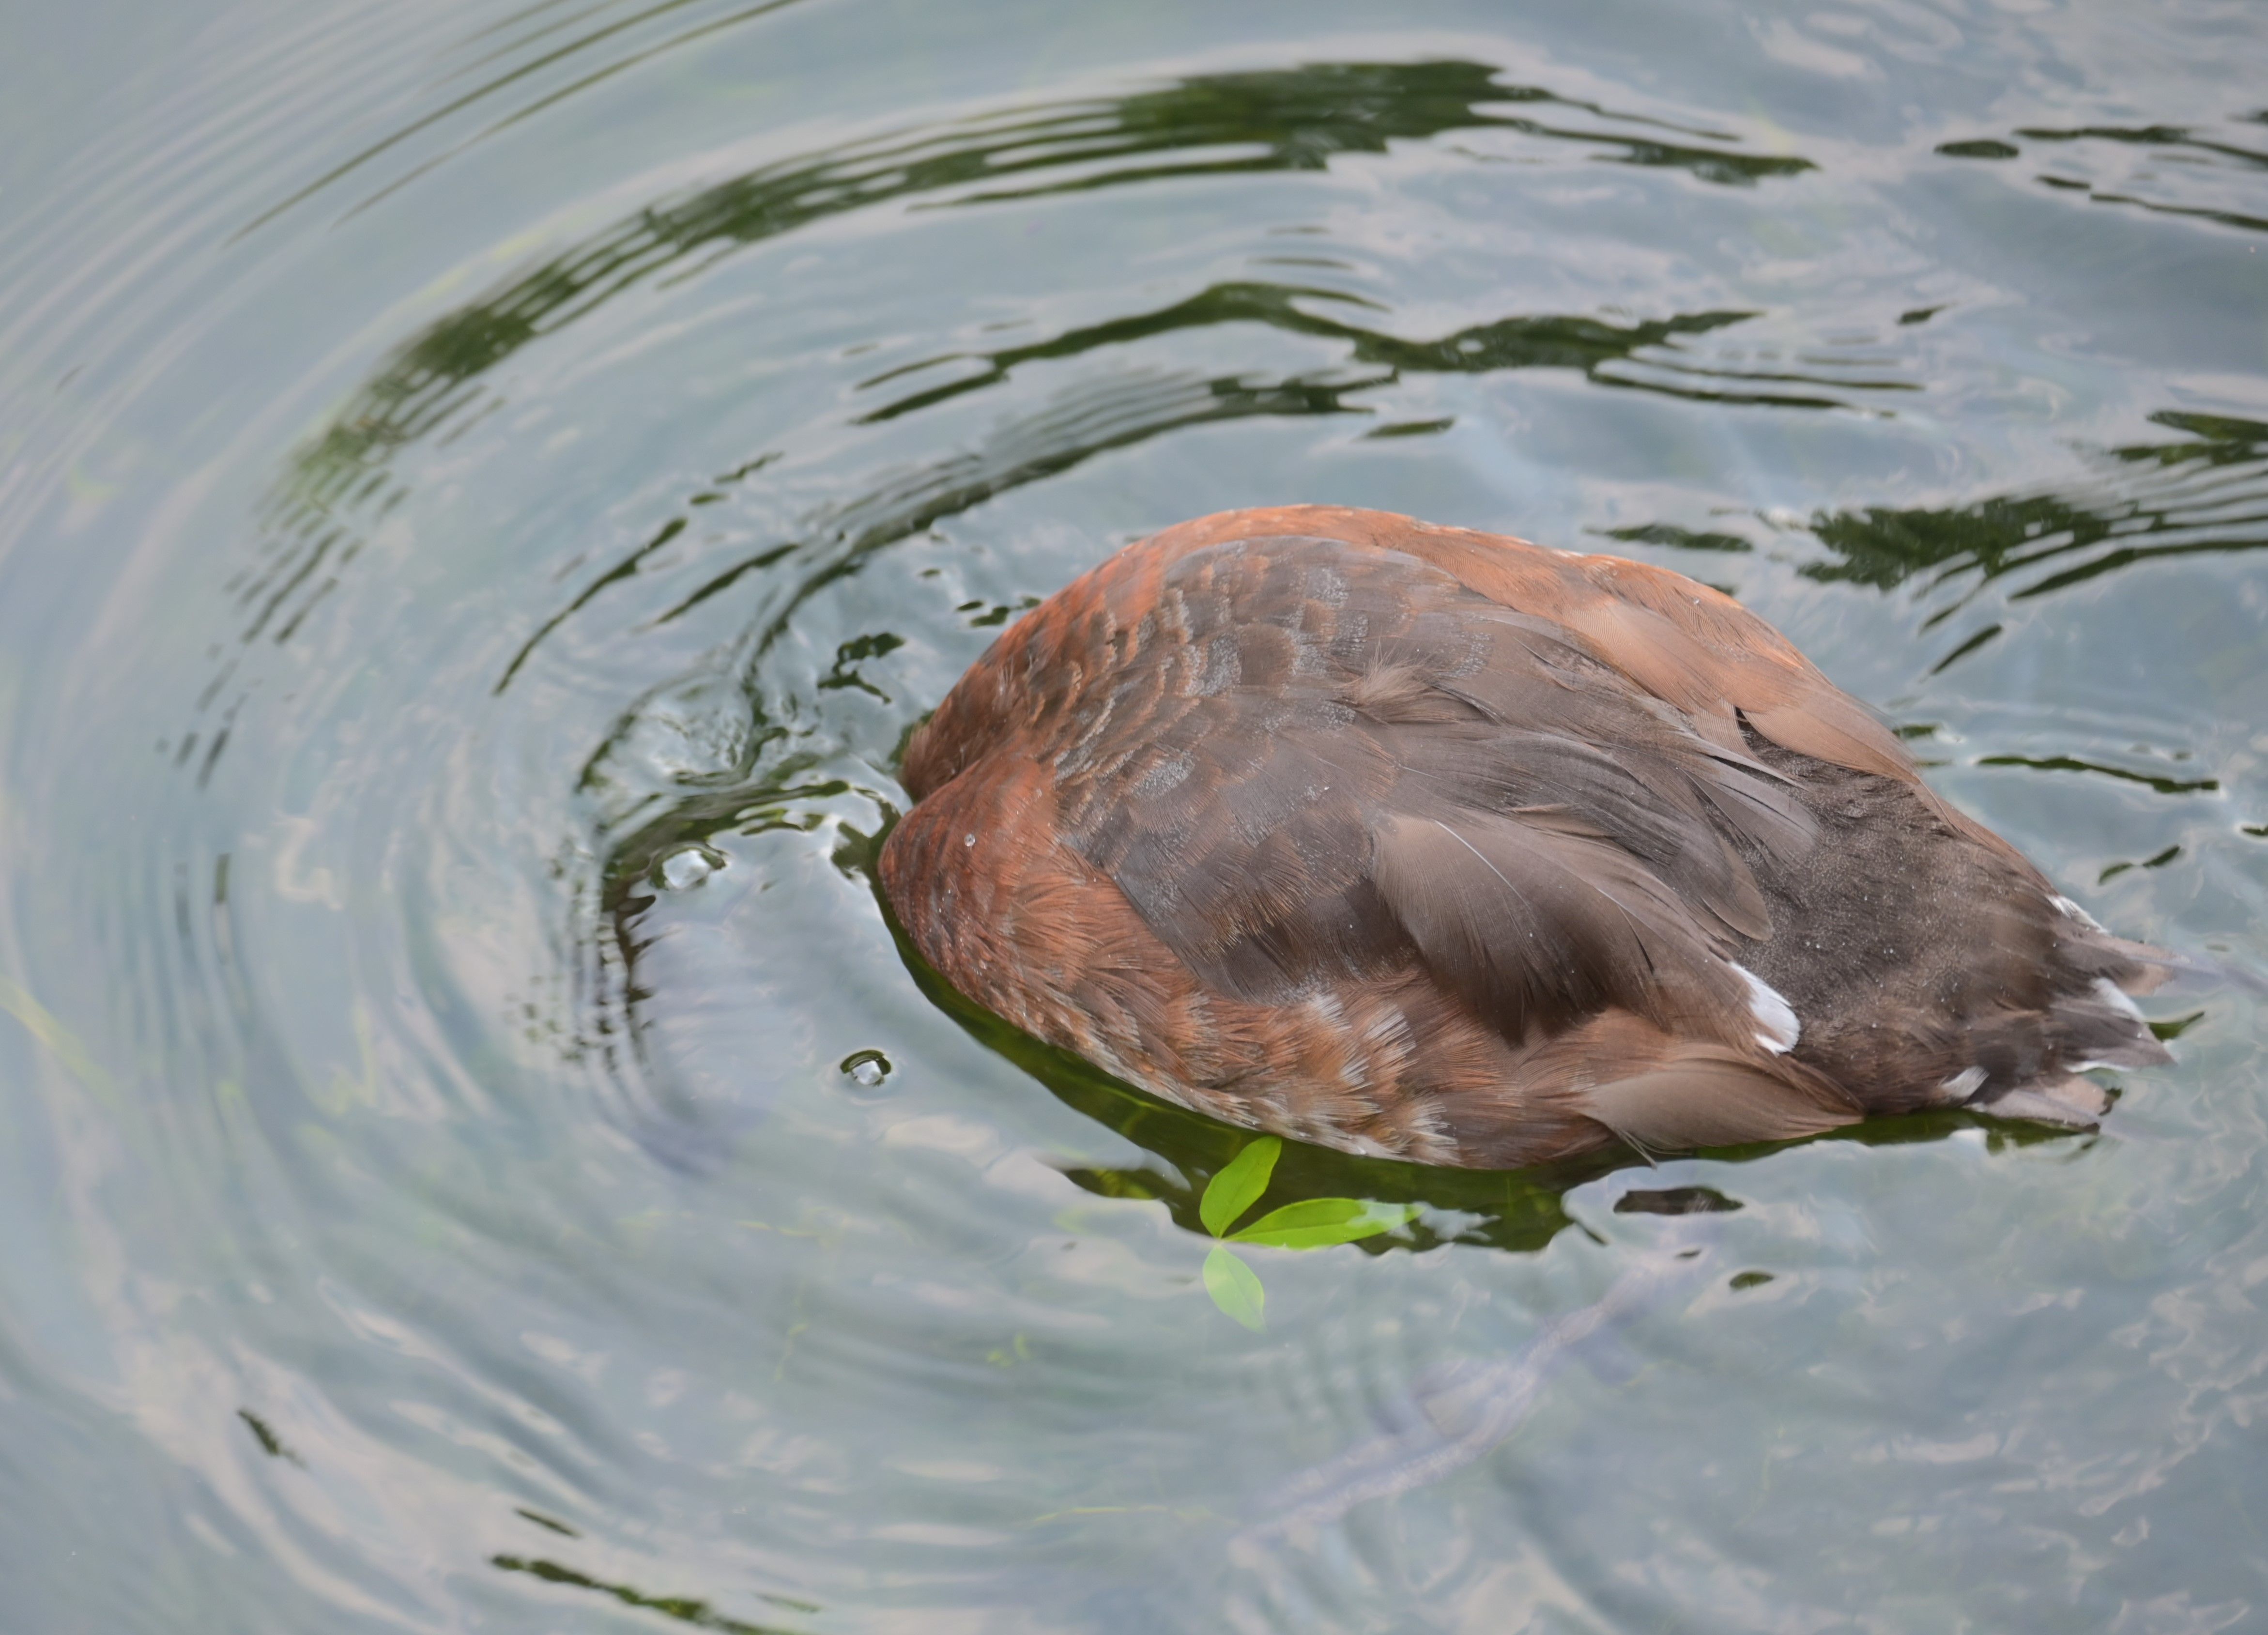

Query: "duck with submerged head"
(878, 506), (2172, 1168)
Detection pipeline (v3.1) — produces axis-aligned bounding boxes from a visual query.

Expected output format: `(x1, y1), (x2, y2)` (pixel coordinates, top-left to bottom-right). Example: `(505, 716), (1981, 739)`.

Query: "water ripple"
(6, 4), (2267, 1629)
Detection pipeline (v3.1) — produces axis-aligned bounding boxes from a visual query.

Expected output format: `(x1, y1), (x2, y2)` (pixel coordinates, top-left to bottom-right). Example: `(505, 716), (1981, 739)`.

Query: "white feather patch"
(1940, 1065), (1988, 1102)
(2091, 974), (2146, 1022)
(1731, 963), (1800, 1054)
(2052, 894), (2108, 932)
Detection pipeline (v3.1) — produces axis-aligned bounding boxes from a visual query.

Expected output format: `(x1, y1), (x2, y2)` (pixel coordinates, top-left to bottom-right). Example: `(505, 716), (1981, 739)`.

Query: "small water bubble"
(657, 844), (725, 890)
(839, 1049), (892, 1089)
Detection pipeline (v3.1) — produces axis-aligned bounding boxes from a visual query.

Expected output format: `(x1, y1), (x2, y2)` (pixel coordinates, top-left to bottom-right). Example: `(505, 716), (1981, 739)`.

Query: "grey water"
(2, 1), (2265, 1630)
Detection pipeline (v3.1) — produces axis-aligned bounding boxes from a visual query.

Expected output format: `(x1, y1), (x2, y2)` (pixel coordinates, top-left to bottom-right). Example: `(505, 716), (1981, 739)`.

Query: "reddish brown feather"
(884, 507), (2166, 1166)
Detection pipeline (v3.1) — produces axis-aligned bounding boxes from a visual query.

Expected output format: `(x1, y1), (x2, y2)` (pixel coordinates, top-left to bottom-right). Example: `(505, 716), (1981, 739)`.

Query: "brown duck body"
(880, 506), (2170, 1168)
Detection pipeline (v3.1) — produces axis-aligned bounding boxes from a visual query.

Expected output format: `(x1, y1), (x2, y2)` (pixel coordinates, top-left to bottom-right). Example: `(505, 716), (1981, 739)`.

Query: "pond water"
(3, 1), (2266, 1629)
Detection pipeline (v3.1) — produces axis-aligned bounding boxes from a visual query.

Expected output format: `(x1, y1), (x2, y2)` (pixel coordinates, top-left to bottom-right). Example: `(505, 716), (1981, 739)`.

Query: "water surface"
(2, 1), (2265, 1629)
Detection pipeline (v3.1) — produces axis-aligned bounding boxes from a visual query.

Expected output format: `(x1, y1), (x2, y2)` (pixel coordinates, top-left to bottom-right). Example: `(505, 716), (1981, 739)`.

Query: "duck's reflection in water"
(875, 873), (2119, 1567)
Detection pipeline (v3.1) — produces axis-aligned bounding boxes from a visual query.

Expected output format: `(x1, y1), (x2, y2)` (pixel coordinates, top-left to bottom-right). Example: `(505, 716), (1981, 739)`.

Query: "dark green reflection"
(2100, 844), (2183, 884)
(1935, 121), (2268, 234)
(854, 290), (1832, 426)
(2016, 122), (2268, 172)
(227, 58), (1818, 725)
(643, 366), (1398, 637)
(1612, 1185), (1741, 1216)
(275, 58), (1809, 528)
(815, 632), (906, 701)
(236, 1408), (303, 1465)
(532, 292), (1858, 700)
(1801, 411), (2268, 598)
(490, 1554), (806, 1634)
(1978, 757), (2217, 797)
(1597, 522), (1753, 553)
(1936, 139), (2020, 160)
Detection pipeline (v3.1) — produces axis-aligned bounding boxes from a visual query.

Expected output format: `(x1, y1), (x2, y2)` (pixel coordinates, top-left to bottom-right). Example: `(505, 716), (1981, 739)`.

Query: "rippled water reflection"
(3, 1), (2265, 1630)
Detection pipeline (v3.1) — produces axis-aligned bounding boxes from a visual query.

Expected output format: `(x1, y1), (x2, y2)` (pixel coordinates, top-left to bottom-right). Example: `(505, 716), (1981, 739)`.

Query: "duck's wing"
(1040, 530), (1859, 1150)
(888, 522), (1866, 1158)
(1139, 504), (2023, 864)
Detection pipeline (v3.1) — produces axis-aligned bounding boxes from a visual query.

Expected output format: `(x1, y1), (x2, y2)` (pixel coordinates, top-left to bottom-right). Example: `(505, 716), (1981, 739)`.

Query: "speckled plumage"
(880, 506), (2170, 1167)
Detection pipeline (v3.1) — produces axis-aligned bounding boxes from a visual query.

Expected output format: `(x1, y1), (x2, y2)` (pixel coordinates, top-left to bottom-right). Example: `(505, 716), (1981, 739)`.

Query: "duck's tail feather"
(1955, 901), (2182, 1127)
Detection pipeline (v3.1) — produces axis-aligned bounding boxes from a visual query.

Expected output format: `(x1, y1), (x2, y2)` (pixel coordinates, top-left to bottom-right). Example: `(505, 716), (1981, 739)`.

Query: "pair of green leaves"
(1196, 1136), (1420, 1329)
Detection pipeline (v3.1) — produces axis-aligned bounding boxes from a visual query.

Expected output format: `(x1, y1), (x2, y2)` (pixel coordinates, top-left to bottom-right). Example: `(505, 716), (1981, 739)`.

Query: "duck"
(877, 506), (2172, 1168)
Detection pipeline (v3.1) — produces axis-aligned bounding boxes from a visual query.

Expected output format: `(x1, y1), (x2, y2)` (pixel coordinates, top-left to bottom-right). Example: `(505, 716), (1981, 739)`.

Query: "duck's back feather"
(883, 507), (2168, 1166)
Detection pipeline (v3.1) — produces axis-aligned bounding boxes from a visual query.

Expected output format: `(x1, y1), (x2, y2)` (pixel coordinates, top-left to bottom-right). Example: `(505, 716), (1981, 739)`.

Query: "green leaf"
(1203, 1245), (1266, 1329)
(1198, 1136), (1281, 1237)
(1230, 1197), (1420, 1249)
